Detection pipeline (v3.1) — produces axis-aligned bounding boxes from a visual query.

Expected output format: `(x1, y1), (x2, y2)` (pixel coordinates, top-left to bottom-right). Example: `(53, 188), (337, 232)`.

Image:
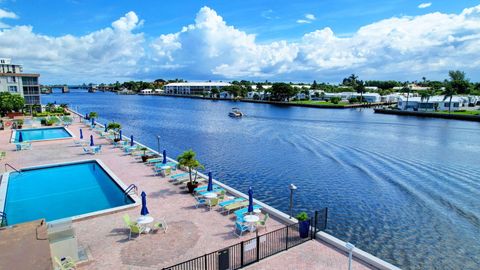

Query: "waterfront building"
(397, 95), (471, 111)
(163, 82), (231, 95)
(323, 92), (381, 103)
(139, 89), (153, 95)
(0, 58), (41, 105)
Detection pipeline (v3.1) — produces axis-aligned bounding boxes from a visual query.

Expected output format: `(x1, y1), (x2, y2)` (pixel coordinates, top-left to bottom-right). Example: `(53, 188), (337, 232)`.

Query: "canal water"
(45, 92), (480, 269)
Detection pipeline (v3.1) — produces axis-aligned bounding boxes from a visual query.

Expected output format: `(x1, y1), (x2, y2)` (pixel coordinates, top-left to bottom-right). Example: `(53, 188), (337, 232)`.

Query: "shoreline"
(374, 108), (480, 122)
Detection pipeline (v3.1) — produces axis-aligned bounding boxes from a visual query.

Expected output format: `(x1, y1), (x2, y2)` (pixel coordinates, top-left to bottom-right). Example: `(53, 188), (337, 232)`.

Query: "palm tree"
(177, 150), (204, 193)
(444, 70), (470, 114)
(420, 91), (431, 112)
(401, 84), (411, 110)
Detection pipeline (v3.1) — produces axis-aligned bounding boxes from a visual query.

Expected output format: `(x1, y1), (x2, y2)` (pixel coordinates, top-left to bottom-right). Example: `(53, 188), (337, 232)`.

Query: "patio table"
(137, 216), (154, 233)
(243, 215), (259, 232)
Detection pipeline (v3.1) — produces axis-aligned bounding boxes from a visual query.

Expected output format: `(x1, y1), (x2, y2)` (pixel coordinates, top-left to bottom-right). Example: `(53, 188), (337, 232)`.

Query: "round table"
(243, 215), (260, 232)
(253, 209), (262, 214)
(203, 193), (217, 199)
(137, 216), (154, 233)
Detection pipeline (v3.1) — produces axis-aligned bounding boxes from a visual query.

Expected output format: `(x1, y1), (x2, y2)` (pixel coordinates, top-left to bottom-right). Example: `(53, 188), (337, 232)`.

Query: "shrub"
(330, 97), (341, 104)
(296, 212), (309, 221)
(348, 97), (359, 104)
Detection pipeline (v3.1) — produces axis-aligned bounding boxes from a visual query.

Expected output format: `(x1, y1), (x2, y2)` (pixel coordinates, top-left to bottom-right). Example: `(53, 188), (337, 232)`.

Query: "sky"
(0, 0), (479, 84)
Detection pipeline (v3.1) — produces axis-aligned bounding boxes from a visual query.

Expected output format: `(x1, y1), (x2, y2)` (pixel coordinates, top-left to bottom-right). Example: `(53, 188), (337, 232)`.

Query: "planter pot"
(141, 155), (149, 162)
(298, 220), (311, 238)
(186, 182), (199, 193)
(113, 138), (121, 142)
(17, 125), (22, 129)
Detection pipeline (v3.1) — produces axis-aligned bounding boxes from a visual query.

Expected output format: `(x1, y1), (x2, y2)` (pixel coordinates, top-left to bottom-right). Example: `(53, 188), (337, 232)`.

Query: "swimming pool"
(0, 160), (137, 225)
(12, 127), (74, 143)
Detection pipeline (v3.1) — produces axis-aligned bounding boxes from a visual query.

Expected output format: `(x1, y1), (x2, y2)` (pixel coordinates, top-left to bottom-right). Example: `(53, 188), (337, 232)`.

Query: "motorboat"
(228, 107), (243, 118)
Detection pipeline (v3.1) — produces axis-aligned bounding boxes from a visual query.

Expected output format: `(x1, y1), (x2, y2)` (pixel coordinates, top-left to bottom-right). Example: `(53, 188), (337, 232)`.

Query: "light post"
(289, 184), (297, 219)
(156, 135), (160, 154)
(345, 242), (355, 270)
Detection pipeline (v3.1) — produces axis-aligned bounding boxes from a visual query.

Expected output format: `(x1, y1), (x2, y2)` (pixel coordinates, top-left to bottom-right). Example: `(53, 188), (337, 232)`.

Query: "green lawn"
(292, 100), (349, 106)
(434, 110), (480, 116)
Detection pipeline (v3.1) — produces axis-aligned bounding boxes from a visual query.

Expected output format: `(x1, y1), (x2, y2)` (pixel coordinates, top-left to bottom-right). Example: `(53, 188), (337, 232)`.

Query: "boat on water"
(228, 107), (244, 118)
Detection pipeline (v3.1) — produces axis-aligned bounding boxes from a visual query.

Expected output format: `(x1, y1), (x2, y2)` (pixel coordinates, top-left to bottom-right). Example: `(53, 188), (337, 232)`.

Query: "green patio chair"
(256, 213), (269, 231)
(128, 223), (145, 240)
(209, 198), (219, 210)
(152, 217), (168, 233)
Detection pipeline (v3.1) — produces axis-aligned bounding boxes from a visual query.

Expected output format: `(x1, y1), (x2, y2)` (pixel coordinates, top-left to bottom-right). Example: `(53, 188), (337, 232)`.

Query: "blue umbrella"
(207, 172), (213, 192)
(79, 129), (83, 139)
(104, 123), (108, 132)
(130, 135), (134, 146)
(162, 150), (167, 164)
(119, 130), (122, 139)
(85, 113), (88, 119)
(18, 132), (23, 143)
(90, 135), (94, 146)
(140, 191), (149, 216)
(91, 117), (95, 126)
(248, 187), (254, 213)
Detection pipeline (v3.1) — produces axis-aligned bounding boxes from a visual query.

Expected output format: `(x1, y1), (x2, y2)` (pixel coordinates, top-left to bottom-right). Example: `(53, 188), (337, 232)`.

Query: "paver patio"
(0, 116), (377, 269)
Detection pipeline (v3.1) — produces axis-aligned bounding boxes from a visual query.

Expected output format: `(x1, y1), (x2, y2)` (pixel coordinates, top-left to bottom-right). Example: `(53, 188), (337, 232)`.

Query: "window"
(8, 86), (18, 92)
(6, 76), (16, 83)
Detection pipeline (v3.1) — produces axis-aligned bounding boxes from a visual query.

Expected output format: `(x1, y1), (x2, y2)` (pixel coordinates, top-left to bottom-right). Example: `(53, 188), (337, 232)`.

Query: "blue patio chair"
(234, 222), (249, 237)
(219, 198), (245, 207)
(195, 196), (207, 208)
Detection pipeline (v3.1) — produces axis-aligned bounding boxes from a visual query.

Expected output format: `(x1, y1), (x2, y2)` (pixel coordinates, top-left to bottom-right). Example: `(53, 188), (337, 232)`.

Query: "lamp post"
(156, 135), (160, 154)
(289, 184), (297, 219)
(345, 242), (355, 270)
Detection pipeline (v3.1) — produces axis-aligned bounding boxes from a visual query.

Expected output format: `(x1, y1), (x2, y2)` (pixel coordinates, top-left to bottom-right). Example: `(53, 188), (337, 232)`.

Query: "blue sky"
(0, 0), (479, 83)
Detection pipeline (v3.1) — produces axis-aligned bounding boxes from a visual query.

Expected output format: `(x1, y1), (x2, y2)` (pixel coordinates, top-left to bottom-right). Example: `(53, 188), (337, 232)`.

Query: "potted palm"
(296, 212), (311, 238)
(16, 119), (23, 129)
(89, 112), (98, 119)
(177, 150), (204, 193)
(140, 147), (149, 162)
(107, 122), (122, 142)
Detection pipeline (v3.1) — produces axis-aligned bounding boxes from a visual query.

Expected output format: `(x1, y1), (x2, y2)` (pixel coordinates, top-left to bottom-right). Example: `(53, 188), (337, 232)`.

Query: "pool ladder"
(4, 163), (21, 174)
(0, 212), (7, 227)
(124, 184), (138, 197)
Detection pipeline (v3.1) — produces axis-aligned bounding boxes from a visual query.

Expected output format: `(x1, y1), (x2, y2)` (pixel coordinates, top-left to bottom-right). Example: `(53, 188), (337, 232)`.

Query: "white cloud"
(2, 5), (480, 83)
(305, 14), (316, 20)
(0, 8), (18, 28)
(0, 11), (144, 83)
(296, 19), (311, 24)
(418, 3), (432, 9)
(151, 5), (480, 81)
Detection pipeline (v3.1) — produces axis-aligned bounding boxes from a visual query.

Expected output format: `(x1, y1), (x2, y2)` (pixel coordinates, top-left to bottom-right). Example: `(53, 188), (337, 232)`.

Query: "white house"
(219, 91), (234, 99)
(139, 89), (153, 95)
(163, 82), (231, 95)
(397, 95), (468, 111)
(322, 92), (381, 103)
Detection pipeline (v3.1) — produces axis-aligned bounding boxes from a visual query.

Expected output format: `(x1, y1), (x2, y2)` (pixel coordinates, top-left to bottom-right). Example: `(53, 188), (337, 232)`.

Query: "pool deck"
(0, 119), (380, 270)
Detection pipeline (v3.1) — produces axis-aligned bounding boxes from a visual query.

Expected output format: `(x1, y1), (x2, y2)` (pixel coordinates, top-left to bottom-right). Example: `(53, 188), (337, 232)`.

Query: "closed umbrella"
(91, 117), (95, 126)
(130, 135), (134, 146)
(119, 130), (122, 140)
(140, 191), (149, 216)
(207, 172), (213, 192)
(104, 123), (108, 132)
(162, 150), (167, 164)
(18, 132), (23, 143)
(85, 113), (88, 119)
(248, 187), (254, 213)
(79, 129), (83, 139)
(90, 135), (94, 146)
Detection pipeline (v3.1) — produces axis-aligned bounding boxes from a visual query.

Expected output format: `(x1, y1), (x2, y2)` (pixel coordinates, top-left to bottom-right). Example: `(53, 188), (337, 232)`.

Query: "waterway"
(44, 92), (480, 269)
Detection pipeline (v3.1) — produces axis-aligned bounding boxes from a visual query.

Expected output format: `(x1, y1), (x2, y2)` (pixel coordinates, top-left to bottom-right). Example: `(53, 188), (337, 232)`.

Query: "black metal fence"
(163, 209), (328, 270)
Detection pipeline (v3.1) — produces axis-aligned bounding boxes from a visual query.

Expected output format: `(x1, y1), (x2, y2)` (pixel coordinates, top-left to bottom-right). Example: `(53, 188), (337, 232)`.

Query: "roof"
(0, 73), (40, 77)
(165, 82), (231, 87)
(398, 95), (464, 102)
(0, 219), (53, 270)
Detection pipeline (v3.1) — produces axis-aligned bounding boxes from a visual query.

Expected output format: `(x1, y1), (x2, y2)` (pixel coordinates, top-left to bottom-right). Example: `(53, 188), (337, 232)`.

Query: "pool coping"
(0, 159), (139, 227)
(10, 126), (75, 143)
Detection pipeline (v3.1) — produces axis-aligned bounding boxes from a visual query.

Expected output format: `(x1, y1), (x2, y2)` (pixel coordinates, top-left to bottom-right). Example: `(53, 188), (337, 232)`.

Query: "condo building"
(0, 58), (41, 105)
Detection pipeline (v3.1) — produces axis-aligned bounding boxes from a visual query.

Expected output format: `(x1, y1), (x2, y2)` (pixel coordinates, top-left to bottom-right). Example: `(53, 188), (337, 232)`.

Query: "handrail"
(124, 184), (138, 195)
(4, 163), (21, 173)
(0, 212), (7, 227)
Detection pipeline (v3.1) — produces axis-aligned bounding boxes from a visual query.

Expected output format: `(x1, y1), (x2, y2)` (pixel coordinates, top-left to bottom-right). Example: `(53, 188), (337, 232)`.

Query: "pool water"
(14, 127), (72, 142)
(3, 161), (134, 225)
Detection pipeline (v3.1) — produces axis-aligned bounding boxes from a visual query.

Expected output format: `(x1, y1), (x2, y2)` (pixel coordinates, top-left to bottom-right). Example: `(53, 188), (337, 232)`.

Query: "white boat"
(228, 108), (243, 118)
